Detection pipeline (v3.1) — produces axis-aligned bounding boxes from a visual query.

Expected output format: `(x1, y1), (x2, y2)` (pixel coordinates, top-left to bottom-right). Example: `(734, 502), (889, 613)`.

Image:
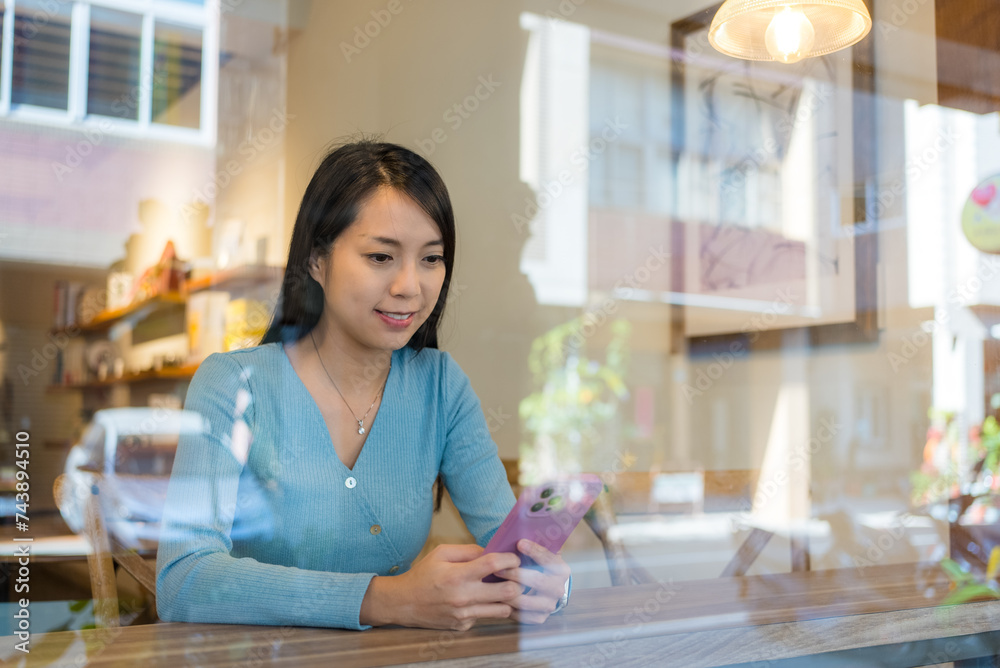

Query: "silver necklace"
(310, 330), (390, 435)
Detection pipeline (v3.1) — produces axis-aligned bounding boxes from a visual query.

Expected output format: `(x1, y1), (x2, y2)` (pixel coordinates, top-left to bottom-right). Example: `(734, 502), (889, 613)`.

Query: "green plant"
(939, 548), (1000, 606)
(518, 318), (634, 482)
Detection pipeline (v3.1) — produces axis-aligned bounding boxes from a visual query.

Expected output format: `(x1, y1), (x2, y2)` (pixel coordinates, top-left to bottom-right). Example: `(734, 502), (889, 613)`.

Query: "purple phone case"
(482, 474), (604, 583)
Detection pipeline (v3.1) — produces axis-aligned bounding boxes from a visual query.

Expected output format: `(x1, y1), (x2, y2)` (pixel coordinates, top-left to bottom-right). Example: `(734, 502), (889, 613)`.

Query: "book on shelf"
(52, 280), (89, 330)
(54, 338), (87, 386)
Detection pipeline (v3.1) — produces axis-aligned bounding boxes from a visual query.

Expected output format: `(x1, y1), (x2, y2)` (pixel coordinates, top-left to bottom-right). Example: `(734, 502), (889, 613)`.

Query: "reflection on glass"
(520, 318), (632, 483)
(115, 433), (178, 475)
(589, 48), (670, 213)
(12, 0), (72, 109)
(88, 8), (142, 119)
(152, 21), (202, 128)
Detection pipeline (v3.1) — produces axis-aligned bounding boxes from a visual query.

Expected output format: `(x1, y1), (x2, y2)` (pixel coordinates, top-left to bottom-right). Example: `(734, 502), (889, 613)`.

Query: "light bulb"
(764, 6), (816, 64)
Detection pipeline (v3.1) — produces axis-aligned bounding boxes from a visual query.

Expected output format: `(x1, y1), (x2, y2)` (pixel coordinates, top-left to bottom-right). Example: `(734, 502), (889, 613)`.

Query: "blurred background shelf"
(46, 364), (199, 392)
(53, 291), (186, 335)
(186, 264), (283, 293)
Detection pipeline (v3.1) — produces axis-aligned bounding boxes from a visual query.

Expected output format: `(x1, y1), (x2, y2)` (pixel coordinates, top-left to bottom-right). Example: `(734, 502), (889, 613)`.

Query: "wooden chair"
(582, 489), (659, 586)
(580, 467), (804, 581)
(53, 473), (157, 628)
(715, 469), (811, 576)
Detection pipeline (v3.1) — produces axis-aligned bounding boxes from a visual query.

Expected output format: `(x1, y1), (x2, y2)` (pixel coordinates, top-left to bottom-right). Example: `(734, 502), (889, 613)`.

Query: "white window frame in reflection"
(518, 11), (591, 308)
(0, 0), (218, 147)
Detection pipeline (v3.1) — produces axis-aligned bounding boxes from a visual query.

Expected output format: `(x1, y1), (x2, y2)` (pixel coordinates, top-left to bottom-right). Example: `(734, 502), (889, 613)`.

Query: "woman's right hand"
(360, 544), (522, 630)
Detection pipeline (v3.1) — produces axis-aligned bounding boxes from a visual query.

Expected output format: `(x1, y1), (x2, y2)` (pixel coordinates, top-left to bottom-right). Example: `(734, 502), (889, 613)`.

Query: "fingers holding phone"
(493, 539), (571, 625)
(362, 543), (522, 630)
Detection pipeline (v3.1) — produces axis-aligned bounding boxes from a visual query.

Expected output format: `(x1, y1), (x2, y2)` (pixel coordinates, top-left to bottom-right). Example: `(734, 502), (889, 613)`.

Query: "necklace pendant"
(358, 423), (366, 435)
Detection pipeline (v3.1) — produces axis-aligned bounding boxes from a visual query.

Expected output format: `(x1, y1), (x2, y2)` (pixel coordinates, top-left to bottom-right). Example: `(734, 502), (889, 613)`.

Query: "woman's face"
(310, 187), (447, 355)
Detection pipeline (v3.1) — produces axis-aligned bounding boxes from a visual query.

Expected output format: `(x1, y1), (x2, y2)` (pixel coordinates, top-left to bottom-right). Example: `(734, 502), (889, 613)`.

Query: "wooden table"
(2, 562), (999, 667)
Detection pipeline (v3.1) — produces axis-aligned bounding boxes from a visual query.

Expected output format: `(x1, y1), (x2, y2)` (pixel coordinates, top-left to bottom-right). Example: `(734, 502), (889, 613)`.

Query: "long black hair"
(260, 139), (456, 353)
(261, 139), (454, 510)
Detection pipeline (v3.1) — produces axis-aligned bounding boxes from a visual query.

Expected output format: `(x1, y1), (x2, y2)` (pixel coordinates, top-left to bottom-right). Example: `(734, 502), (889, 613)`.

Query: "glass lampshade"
(709, 0), (872, 63)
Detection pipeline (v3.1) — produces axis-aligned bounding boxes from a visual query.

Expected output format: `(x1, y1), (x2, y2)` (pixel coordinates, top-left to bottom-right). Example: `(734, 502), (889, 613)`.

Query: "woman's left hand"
(492, 539), (571, 624)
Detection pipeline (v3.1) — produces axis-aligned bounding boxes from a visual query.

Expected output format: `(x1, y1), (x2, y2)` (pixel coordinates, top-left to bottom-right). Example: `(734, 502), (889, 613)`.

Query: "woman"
(156, 140), (571, 631)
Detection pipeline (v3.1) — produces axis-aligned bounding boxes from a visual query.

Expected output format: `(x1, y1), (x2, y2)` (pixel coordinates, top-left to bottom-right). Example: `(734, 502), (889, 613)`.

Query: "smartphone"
(482, 474), (604, 583)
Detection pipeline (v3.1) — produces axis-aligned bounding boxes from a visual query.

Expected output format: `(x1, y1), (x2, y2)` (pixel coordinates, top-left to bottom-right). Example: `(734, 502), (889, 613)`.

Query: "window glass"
(115, 432), (179, 476)
(87, 7), (142, 120)
(80, 424), (106, 471)
(152, 20), (202, 128)
(0, 3), (5, 84)
(11, 0), (73, 110)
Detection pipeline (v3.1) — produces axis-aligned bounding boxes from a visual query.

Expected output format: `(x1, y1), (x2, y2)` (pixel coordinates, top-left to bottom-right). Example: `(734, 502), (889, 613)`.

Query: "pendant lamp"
(708, 0), (872, 64)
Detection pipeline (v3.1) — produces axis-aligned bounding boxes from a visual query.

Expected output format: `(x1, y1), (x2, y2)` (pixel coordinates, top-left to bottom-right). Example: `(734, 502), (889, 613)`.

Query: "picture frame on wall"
(669, 2), (879, 351)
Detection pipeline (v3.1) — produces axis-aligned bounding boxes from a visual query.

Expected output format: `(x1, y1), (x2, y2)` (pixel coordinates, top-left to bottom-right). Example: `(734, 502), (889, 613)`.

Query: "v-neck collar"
(276, 341), (399, 472)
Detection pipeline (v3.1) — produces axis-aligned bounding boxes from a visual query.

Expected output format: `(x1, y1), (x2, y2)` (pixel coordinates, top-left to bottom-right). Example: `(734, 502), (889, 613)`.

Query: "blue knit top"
(155, 341), (516, 630)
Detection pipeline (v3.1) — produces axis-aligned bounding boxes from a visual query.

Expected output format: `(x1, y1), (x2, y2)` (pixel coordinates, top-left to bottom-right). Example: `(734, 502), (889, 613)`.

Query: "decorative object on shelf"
(107, 265), (134, 312)
(709, 0), (872, 64)
(962, 174), (1000, 254)
(85, 340), (119, 382)
(126, 240), (186, 305)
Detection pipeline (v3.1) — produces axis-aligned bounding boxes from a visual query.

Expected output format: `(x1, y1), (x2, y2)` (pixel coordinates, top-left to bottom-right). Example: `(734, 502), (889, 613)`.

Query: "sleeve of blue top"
(155, 352), (378, 630)
(437, 352), (517, 547)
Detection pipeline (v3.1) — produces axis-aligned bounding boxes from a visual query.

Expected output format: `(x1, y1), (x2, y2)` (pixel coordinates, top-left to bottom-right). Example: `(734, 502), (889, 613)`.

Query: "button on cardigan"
(155, 341), (516, 630)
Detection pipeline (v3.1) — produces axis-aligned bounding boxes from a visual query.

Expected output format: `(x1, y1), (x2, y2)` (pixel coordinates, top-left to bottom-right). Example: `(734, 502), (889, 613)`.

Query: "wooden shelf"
(47, 363), (199, 391)
(53, 266), (282, 336)
(187, 264), (283, 293)
(56, 291), (186, 334)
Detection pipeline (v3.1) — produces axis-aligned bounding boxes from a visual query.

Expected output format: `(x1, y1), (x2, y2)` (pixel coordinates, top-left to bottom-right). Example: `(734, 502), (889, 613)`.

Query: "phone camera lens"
(531, 502), (544, 512)
(541, 488), (554, 498)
